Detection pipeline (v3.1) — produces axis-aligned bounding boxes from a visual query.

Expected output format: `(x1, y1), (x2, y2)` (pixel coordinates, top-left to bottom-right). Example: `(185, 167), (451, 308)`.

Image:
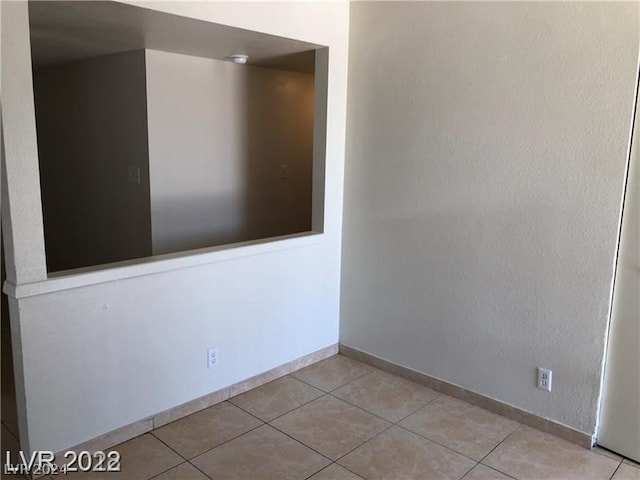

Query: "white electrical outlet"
(537, 367), (552, 392)
(207, 347), (218, 369)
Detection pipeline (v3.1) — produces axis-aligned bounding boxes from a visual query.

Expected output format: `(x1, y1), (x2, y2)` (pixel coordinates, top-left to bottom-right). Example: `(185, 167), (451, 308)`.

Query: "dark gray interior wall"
(34, 50), (152, 272)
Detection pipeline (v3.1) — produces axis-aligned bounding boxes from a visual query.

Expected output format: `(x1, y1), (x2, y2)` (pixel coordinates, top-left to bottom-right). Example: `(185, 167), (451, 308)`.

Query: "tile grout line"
(228, 376), (325, 424)
(149, 407), (267, 463)
(144, 457), (216, 480)
(390, 422), (479, 465)
(473, 425), (523, 480)
(18, 352), (634, 479)
(332, 420), (397, 465)
(148, 431), (191, 462)
(324, 461), (367, 480)
(164, 363), (629, 479)
(477, 423), (521, 463)
(148, 372), (387, 480)
(340, 346), (604, 450)
(158, 395), (336, 478)
(239, 381), (390, 429)
(459, 463), (517, 480)
(254, 397), (369, 477)
(186, 420), (267, 461)
(456, 462), (477, 480)
(324, 371), (444, 427)
(261, 391), (398, 469)
(185, 461), (215, 480)
(142, 433), (217, 480)
(144, 458), (205, 480)
(608, 461), (624, 480)
(261, 392), (370, 464)
(322, 367), (377, 393)
(323, 372), (463, 465)
(303, 463), (337, 480)
(1, 419), (19, 443)
(288, 374), (334, 393)
(324, 391), (402, 425)
(291, 362), (377, 395)
(320, 391), (464, 464)
(96, 353), (628, 480)
(303, 461), (367, 480)
(382, 396), (523, 470)
(327, 384), (442, 426)
(265, 420), (335, 466)
(593, 445), (633, 470)
(384, 393), (490, 468)
(459, 466), (478, 480)
(267, 370), (487, 472)
(378, 388), (489, 472)
(390, 391), (442, 424)
(249, 377), (453, 477)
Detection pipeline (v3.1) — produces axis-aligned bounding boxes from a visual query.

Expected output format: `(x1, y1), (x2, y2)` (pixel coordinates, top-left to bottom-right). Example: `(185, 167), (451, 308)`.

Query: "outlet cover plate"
(537, 367), (552, 392)
(207, 347), (218, 369)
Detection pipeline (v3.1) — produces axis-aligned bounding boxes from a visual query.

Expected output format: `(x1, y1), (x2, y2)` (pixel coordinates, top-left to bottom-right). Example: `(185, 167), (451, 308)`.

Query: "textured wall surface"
(146, 50), (314, 254)
(1, 1), (47, 284)
(341, 1), (639, 434)
(4, 0), (348, 454)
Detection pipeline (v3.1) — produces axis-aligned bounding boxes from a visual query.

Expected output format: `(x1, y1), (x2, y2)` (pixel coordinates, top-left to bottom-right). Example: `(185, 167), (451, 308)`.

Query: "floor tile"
(593, 446), (624, 463)
(271, 395), (390, 460)
(60, 433), (183, 479)
(333, 369), (439, 422)
(463, 464), (514, 479)
(307, 463), (364, 480)
(483, 426), (619, 480)
(230, 364), (290, 397)
(291, 355), (373, 392)
(1, 386), (20, 439)
(150, 462), (209, 480)
(153, 387), (229, 428)
(230, 376), (323, 421)
(1, 424), (21, 480)
(612, 463), (640, 480)
(153, 401), (262, 458)
(625, 459), (640, 468)
(1, 423), (19, 456)
(399, 395), (519, 460)
(191, 424), (330, 480)
(338, 425), (476, 480)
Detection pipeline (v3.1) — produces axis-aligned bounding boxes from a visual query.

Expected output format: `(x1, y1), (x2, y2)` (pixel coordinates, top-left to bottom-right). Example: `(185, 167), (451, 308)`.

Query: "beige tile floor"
(2, 354), (640, 480)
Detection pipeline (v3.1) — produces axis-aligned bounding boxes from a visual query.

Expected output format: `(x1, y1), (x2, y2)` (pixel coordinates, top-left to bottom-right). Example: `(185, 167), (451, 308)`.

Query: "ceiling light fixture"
(229, 54), (249, 64)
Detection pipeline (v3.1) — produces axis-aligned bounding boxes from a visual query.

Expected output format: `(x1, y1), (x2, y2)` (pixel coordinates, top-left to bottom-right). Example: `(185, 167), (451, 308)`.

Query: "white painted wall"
(598, 79), (640, 460)
(1, 1), (47, 284)
(3, 0), (348, 454)
(146, 50), (314, 255)
(2, 2), (47, 451)
(33, 51), (152, 271)
(341, 2), (639, 435)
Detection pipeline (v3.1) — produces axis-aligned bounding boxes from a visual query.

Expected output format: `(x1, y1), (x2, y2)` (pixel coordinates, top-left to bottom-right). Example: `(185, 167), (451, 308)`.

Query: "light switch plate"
(127, 165), (141, 184)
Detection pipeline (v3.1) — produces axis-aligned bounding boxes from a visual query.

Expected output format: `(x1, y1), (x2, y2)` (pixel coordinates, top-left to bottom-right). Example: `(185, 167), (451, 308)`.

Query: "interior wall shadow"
(241, 59), (315, 241)
(33, 50), (152, 272)
(150, 194), (262, 253)
(34, 48), (316, 268)
(146, 50), (315, 256)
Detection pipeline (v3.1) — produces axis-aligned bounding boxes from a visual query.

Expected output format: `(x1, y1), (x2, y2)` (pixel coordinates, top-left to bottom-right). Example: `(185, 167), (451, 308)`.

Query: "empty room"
(1, 1), (638, 479)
